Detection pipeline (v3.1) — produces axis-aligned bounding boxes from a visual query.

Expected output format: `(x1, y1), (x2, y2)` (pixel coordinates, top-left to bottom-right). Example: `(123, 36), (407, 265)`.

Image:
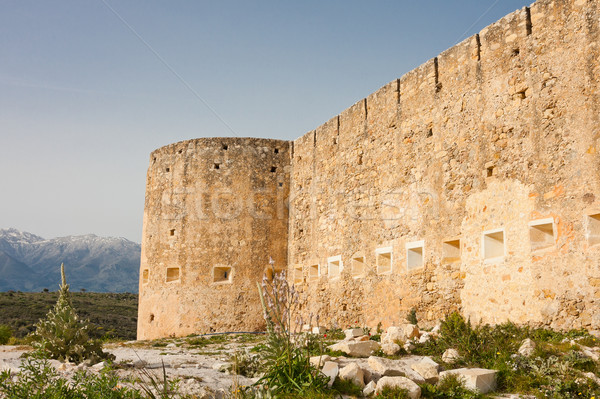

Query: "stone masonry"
(138, 0), (600, 339)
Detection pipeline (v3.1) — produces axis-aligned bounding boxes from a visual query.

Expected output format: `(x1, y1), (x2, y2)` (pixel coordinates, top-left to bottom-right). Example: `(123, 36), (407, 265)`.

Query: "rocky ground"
(1, 323), (600, 398)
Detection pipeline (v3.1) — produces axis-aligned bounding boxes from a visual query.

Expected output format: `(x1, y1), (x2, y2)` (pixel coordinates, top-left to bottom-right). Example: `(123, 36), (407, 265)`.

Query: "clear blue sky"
(0, 0), (532, 242)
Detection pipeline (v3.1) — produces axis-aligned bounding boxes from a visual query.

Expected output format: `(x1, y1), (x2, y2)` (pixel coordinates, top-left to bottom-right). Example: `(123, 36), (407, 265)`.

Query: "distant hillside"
(0, 228), (140, 293)
(0, 291), (138, 340)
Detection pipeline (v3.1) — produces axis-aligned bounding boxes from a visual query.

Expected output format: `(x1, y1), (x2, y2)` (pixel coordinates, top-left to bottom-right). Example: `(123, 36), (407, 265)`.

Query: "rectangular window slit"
(222, 144), (228, 150)
(406, 241), (424, 270)
(442, 239), (461, 263)
(529, 219), (555, 252)
(327, 256), (342, 279)
(166, 267), (180, 282)
(214, 163), (220, 170)
(214, 266), (232, 283)
(165, 167), (170, 172)
(376, 247), (392, 275)
(309, 264), (319, 281)
(169, 229), (175, 236)
(271, 166), (277, 173)
(351, 256), (365, 278)
(483, 229), (505, 260)
(142, 269), (149, 284)
(587, 214), (600, 247)
(293, 266), (303, 284)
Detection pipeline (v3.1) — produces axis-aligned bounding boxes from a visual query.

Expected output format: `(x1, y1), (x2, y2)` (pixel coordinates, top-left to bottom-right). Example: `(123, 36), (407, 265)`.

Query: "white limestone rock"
(375, 376), (421, 399)
(403, 324), (420, 340)
(518, 338), (536, 357)
(363, 380), (377, 396)
(344, 328), (364, 340)
(329, 340), (380, 357)
(439, 368), (497, 394)
(441, 348), (461, 363)
(381, 342), (401, 356)
(310, 354), (331, 368)
(321, 361), (339, 388)
(339, 362), (365, 388)
(411, 361), (439, 384)
(382, 326), (404, 345)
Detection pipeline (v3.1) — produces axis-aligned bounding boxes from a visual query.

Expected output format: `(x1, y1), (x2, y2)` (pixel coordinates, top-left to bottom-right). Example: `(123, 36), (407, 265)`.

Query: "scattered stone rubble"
(2, 325), (600, 398)
(313, 325), (501, 397)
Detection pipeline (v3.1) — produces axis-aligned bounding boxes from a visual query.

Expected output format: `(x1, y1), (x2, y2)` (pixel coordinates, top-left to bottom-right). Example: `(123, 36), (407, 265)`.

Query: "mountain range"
(0, 228), (140, 293)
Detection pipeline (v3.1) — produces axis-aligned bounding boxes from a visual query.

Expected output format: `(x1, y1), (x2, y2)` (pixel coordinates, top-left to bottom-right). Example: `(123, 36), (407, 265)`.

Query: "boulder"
(367, 356), (425, 384)
(518, 338), (536, 357)
(381, 342), (401, 356)
(403, 324), (420, 340)
(321, 361), (339, 388)
(439, 368), (497, 394)
(329, 340), (380, 357)
(382, 326), (404, 345)
(441, 348), (461, 363)
(345, 328), (364, 340)
(411, 361), (439, 384)
(339, 362), (365, 388)
(375, 376), (421, 399)
(363, 381), (377, 396)
(310, 354), (332, 368)
(368, 356), (406, 377)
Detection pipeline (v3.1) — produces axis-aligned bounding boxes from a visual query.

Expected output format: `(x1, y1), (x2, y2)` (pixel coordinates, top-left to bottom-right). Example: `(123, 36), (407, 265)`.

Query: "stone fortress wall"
(139, 0), (600, 339)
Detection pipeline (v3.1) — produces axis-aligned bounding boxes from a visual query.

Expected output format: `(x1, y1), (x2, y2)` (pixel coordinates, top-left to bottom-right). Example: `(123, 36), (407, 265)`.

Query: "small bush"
(377, 385), (410, 398)
(29, 264), (114, 364)
(0, 325), (12, 345)
(406, 308), (418, 325)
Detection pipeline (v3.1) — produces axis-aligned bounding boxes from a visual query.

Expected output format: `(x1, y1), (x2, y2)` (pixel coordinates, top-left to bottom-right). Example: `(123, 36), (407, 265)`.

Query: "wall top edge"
(150, 137), (291, 157)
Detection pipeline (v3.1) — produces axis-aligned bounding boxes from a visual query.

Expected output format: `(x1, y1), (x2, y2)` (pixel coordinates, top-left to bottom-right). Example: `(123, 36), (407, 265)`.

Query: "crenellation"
(139, 0), (600, 339)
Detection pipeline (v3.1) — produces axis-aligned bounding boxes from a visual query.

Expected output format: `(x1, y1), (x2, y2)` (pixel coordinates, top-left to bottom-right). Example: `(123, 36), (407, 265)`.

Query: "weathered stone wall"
(137, 138), (290, 340)
(140, 0), (600, 339)
(288, 0), (600, 332)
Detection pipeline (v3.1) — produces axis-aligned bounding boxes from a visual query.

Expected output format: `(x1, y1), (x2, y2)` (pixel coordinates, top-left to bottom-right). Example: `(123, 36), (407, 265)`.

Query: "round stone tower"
(137, 138), (290, 340)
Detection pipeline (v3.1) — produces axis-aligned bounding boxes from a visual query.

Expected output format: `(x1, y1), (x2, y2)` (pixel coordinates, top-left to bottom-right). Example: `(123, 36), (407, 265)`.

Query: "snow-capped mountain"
(0, 228), (140, 293)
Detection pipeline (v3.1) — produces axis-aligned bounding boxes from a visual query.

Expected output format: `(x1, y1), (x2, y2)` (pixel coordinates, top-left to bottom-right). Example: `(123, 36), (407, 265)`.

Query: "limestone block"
(381, 342), (401, 356)
(382, 326), (404, 345)
(439, 368), (497, 394)
(321, 361), (339, 388)
(363, 381), (377, 396)
(411, 361), (439, 384)
(403, 324), (420, 340)
(366, 356), (425, 384)
(345, 328), (364, 340)
(310, 355), (332, 368)
(329, 340), (380, 357)
(518, 338), (536, 357)
(339, 362), (365, 388)
(441, 348), (461, 363)
(375, 376), (421, 399)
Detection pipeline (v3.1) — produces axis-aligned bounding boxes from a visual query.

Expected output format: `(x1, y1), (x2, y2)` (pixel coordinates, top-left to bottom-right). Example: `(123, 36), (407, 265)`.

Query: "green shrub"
(0, 325), (12, 345)
(377, 385), (410, 398)
(29, 264), (114, 364)
(406, 308), (418, 325)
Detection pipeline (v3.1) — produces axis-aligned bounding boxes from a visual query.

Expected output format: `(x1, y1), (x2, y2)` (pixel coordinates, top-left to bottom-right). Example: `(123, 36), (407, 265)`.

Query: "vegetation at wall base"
(412, 312), (600, 397)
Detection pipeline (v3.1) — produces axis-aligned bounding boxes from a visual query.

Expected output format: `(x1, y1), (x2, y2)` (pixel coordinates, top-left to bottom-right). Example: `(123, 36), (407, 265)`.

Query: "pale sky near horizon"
(1, 0), (532, 243)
